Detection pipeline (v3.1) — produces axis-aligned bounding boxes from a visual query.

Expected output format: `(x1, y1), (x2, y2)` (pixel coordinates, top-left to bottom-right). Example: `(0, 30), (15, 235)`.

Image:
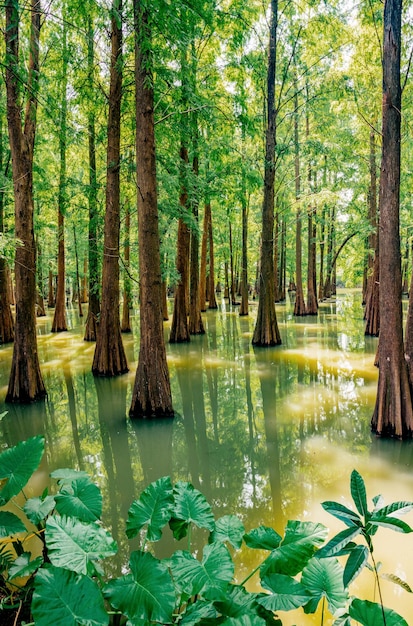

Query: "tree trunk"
(52, 13), (68, 332)
(199, 201), (210, 312)
(306, 106), (318, 316)
(293, 81), (306, 317)
(252, 0), (281, 346)
(84, 14), (101, 341)
(73, 226), (83, 318)
(121, 202), (132, 333)
(5, 0), (46, 402)
(372, 0), (413, 438)
(207, 202), (218, 309)
(239, 180), (249, 316)
(47, 268), (55, 307)
(169, 215), (190, 342)
(324, 204), (336, 298)
(129, 2), (173, 417)
(0, 114), (14, 343)
(92, 0), (128, 376)
(364, 129), (380, 334)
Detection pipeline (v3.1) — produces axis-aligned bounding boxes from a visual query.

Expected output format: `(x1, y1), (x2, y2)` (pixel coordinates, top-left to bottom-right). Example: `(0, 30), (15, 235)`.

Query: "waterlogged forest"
(2, 0), (413, 623)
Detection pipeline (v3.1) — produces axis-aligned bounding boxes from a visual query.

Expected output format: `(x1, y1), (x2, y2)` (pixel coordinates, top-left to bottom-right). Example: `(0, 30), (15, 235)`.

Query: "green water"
(1, 289), (413, 624)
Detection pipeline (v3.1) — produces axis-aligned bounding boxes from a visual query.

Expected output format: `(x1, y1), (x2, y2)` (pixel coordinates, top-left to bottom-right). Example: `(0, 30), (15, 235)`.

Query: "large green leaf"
(349, 598), (408, 626)
(32, 564), (109, 626)
(210, 515), (245, 549)
(103, 550), (175, 624)
(169, 541), (234, 600)
(179, 600), (218, 624)
(0, 511), (27, 537)
(50, 468), (90, 485)
(0, 436), (45, 505)
(243, 526), (282, 551)
(370, 515), (413, 533)
(258, 573), (311, 612)
(262, 521), (327, 576)
(8, 552), (43, 580)
(301, 557), (348, 615)
(372, 501), (413, 518)
(170, 481), (215, 539)
(350, 470), (369, 519)
(316, 526), (361, 558)
(126, 475), (174, 541)
(343, 544), (369, 587)
(24, 495), (56, 526)
(214, 584), (260, 618)
(45, 515), (117, 575)
(321, 501), (362, 528)
(54, 477), (102, 522)
(221, 616), (267, 625)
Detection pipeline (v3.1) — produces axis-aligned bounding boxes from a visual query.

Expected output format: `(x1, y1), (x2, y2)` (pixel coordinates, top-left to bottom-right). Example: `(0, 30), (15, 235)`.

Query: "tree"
(293, 77), (306, 317)
(371, 0), (413, 438)
(252, 0), (281, 346)
(129, 1), (173, 418)
(0, 108), (14, 343)
(92, 0), (128, 377)
(4, 0), (46, 402)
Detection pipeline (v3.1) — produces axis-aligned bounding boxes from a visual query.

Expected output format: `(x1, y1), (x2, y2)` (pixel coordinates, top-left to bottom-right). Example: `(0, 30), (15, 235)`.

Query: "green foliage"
(0, 440), (411, 625)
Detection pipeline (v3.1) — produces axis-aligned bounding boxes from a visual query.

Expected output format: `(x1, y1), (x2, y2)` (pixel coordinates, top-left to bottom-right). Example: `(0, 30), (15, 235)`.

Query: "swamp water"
(1, 288), (413, 624)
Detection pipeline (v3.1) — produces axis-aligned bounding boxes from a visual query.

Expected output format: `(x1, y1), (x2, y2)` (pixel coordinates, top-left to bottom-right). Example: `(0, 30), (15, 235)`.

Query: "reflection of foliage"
(0, 438), (411, 625)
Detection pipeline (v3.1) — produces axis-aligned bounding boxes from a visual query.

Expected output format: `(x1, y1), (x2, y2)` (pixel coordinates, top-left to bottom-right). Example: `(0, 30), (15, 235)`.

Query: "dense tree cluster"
(1, 0), (413, 435)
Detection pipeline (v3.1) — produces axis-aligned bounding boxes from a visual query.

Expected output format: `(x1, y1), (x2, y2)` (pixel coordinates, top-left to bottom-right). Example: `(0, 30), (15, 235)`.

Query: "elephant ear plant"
(0, 437), (412, 625)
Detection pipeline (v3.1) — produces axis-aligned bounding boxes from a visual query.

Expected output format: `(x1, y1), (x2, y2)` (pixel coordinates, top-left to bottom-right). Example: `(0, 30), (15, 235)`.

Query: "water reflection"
(0, 290), (413, 623)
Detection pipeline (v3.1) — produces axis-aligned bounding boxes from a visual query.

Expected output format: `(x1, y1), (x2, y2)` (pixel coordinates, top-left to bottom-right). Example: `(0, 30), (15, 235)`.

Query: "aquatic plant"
(0, 436), (411, 625)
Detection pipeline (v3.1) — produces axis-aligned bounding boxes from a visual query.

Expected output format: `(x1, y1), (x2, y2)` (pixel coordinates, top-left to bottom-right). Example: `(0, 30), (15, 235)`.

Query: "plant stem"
(370, 550), (386, 626)
(320, 595), (325, 626)
(239, 562), (261, 586)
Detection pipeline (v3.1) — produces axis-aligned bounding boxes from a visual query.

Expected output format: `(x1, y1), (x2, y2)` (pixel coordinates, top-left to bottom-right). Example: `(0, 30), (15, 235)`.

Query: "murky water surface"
(1, 289), (413, 624)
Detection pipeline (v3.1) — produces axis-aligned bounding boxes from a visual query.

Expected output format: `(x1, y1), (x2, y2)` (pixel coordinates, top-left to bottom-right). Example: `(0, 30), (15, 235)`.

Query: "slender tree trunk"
(121, 202), (132, 333)
(5, 0), (46, 402)
(170, 215), (190, 342)
(364, 129), (380, 334)
(207, 202), (218, 309)
(92, 0), (128, 376)
(84, 14), (101, 341)
(48, 268), (55, 307)
(324, 205), (335, 298)
(0, 113), (14, 343)
(239, 178), (249, 316)
(73, 226), (83, 318)
(252, 0), (281, 346)
(372, 0), (413, 438)
(52, 11), (68, 332)
(129, 2), (173, 417)
(81, 255), (88, 303)
(306, 104), (318, 316)
(199, 201), (210, 312)
(293, 81), (306, 316)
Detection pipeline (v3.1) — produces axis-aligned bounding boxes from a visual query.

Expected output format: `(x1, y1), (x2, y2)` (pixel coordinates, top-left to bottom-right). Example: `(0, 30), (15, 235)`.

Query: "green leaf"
(349, 598), (408, 625)
(301, 557), (348, 615)
(24, 495), (56, 526)
(103, 550), (174, 624)
(343, 544), (369, 587)
(381, 572), (413, 593)
(243, 526), (282, 550)
(126, 476), (174, 541)
(350, 470), (369, 519)
(370, 516), (413, 533)
(214, 584), (260, 617)
(262, 521), (328, 576)
(50, 468), (90, 485)
(170, 481), (215, 540)
(179, 600), (217, 624)
(0, 511), (27, 537)
(32, 564), (109, 626)
(258, 573), (310, 611)
(210, 515), (245, 549)
(221, 616), (267, 625)
(169, 541), (234, 600)
(321, 501), (362, 527)
(372, 501), (413, 518)
(8, 552), (43, 580)
(54, 477), (102, 522)
(316, 526), (361, 558)
(0, 436), (45, 505)
(45, 515), (117, 576)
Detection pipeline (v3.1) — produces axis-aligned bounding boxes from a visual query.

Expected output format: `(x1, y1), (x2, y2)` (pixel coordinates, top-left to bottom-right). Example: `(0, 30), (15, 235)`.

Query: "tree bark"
(5, 0), (46, 402)
(199, 201), (210, 312)
(130, 2), (173, 417)
(207, 203), (218, 309)
(121, 202), (132, 333)
(293, 81), (306, 316)
(372, 0), (413, 438)
(92, 0), (128, 376)
(252, 0), (281, 346)
(0, 114), (14, 343)
(364, 129), (380, 335)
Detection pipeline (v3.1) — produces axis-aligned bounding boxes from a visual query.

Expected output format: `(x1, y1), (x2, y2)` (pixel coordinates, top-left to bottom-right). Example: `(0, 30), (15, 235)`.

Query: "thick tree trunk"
(372, 0), (413, 438)
(252, 0), (281, 346)
(5, 0), (46, 402)
(129, 3), (173, 417)
(92, 0), (128, 376)
(84, 14), (101, 342)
